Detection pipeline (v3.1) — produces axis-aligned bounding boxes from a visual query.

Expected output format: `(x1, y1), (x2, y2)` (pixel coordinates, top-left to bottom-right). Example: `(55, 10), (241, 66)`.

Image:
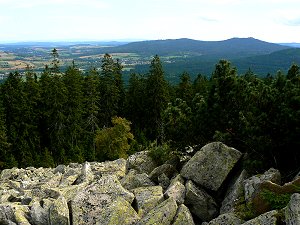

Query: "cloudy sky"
(0, 0), (300, 43)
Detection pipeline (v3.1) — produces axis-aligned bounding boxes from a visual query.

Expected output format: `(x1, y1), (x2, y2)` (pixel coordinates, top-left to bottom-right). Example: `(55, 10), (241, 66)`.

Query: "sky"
(0, 0), (300, 43)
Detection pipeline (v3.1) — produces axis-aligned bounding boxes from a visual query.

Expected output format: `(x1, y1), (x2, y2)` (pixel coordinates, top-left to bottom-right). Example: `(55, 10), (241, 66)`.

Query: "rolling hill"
(1, 37), (300, 83)
(97, 37), (290, 58)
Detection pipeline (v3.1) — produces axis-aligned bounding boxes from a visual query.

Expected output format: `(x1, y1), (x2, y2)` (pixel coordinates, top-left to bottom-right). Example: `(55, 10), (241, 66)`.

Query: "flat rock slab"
(181, 142), (242, 191)
(172, 204), (195, 225)
(127, 151), (157, 174)
(241, 210), (279, 225)
(185, 180), (218, 222)
(136, 197), (178, 225)
(132, 186), (164, 217)
(71, 175), (135, 225)
(202, 213), (244, 225)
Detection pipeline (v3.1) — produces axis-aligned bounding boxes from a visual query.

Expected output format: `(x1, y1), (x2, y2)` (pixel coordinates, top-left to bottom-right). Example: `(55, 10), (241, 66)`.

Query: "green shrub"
(148, 141), (172, 165)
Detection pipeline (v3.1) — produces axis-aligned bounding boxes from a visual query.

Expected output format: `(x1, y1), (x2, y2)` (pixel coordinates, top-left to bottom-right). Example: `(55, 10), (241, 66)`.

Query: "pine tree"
(145, 55), (169, 142)
(99, 53), (124, 126)
(1, 72), (34, 167)
(63, 66), (84, 162)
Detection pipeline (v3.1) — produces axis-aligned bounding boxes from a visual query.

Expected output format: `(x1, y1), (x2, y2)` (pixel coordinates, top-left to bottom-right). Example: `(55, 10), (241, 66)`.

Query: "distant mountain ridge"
(100, 37), (290, 58)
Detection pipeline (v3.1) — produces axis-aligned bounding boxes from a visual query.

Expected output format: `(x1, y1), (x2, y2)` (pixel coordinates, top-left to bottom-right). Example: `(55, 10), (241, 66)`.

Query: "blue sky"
(0, 0), (300, 43)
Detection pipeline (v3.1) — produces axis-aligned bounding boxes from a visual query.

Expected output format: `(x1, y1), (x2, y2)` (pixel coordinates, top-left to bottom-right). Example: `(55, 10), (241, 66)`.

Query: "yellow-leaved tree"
(95, 117), (134, 160)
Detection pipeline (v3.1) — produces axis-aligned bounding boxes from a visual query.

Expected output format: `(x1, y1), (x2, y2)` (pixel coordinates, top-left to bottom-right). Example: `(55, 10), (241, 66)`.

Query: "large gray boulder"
(241, 210), (279, 225)
(164, 181), (186, 205)
(131, 186), (164, 217)
(30, 199), (53, 225)
(181, 142), (242, 191)
(127, 151), (157, 174)
(49, 196), (69, 225)
(72, 162), (94, 185)
(94, 197), (140, 225)
(220, 170), (248, 214)
(285, 193), (300, 225)
(120, 169), (154, 190)
(136, 197), (178, 225)
(172, 204), (195, 225)
(70, 175), (135, 225)
(90, 158), (127, 179)
(244, 168), (281, 201)
(201, 213), (244, 225)
(184, 180), (218, 222)
(0, 203), (31, 225)
(149, 164), (177, 183)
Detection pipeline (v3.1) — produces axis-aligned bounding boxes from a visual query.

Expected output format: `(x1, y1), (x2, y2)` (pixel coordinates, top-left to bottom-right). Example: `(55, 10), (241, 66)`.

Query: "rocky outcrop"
(181, 142), (242, 191)
(184, 180), (218, 222)
(172, 204), (195, 225)
(131, 186), (164, 217)
(241, 210), (280, 225)
(127, 150), (157, 174)
(220, 170), (248, 214)
(1, 142), (299, 225)
(201, 213), (245, 225)
(285, 193), (300, 224)
(244, 168), (281, 202)
(136, 197), (178, 225)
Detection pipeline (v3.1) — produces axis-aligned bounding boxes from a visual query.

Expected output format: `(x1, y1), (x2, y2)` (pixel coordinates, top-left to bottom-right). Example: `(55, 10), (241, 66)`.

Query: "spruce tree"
(145, 55), (169, 142)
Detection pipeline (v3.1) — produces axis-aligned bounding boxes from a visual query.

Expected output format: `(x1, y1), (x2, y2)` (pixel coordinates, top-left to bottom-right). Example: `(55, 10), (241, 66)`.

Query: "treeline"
(1, 52), (300, 178)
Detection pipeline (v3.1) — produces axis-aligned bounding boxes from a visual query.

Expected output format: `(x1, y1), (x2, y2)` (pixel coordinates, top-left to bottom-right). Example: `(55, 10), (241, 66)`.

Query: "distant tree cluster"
(1, 52), (300, 179)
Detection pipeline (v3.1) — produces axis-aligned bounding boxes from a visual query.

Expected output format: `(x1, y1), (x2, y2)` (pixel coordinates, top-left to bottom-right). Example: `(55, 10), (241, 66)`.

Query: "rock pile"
(0, 142), (299, 224)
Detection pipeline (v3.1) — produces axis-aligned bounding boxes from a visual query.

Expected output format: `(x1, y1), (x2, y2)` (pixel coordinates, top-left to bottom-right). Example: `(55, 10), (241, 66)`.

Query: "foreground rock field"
(0, 142), (299, 224)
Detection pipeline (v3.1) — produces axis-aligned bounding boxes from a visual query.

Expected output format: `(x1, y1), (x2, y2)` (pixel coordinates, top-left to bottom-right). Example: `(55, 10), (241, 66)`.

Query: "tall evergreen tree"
(99, 53), (123, 126)
(82, 69), (101, 161)
(145, 55), (169, 142)
(63, 66), (84, 162)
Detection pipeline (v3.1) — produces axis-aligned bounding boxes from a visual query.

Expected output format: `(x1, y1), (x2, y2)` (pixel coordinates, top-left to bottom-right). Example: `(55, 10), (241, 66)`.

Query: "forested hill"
(98, 37), (290, 57)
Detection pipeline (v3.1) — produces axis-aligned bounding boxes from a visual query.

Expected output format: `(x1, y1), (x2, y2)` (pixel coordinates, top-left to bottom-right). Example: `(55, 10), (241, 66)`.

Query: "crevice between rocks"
(67, 201), (73, 225)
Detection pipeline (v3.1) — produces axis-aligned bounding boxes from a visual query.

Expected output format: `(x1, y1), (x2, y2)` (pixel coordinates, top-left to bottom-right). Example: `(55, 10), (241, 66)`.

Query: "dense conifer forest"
(1, 51), (300, 180)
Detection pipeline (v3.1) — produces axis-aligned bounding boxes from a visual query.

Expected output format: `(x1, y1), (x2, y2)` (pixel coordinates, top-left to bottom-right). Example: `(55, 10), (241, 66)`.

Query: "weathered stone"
(91, 158), (127, 179)
(58, 168), (79, 187)
(132, 186), (164, 217)
(221, 170), (248, 214)
(0, 219), (17, 225)
(72, 162), (94, 185)
(181, 142), (242, 191)
(71, 175), (134, 225)
(95, 197), (140, 225)
(0, 203), (31, 225)
(0, 189), (21, 204)
(127, 151), (157, 174)
(136, 197), (178, 225)
(244, 168), (281, 202)
(184, 180), (218, 222)
(241, 210), (279, 225)
(54, 165), (66, 174)
(285, 193), (300, 225)
(0, 168), (23, 180)
(49, 196), (69, 225)
(172, 204), (195, 225)
(201, 213), (244, 225)
(120, 169), (154, 190)
(251, 179), (300, 215)
(56, 183), (88, 202)
(170, 174), (185, 186)
(30, 199), (53, 225)
(0, 204), (15, 223)
(158, 173), (170, 190)
(165, 181), (186, 204)
(149, 164), (177, 183)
